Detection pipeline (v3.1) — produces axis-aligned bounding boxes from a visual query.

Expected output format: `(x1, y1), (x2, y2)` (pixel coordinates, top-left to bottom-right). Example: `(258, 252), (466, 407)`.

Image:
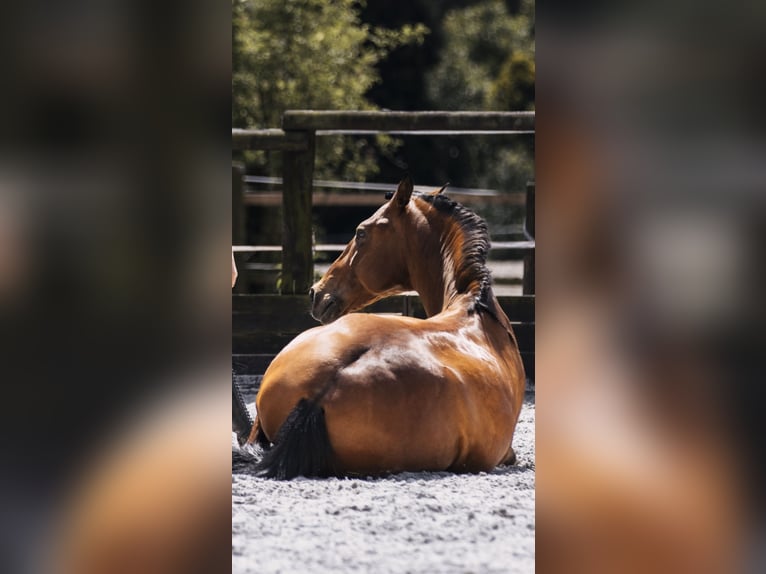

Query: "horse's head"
(309, 177), (416, 324)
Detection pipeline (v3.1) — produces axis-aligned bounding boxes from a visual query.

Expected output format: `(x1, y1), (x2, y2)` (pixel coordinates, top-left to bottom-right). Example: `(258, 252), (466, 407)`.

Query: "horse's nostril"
(309, 288), (315, 303)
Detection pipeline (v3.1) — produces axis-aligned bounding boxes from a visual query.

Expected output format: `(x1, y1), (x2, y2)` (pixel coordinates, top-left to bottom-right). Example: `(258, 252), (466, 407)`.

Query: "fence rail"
(232, 110), (535, 295)
(282, 110), (535, 133)
(241, 176), (527, 207)
(232, 128), (308, 151)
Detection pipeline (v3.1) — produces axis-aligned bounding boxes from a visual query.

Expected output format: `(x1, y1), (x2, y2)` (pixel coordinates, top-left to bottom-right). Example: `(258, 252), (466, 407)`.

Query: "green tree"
(423, 0), (535, 197)
(488, 51), (535, 111)
(232, 0), (427, 180)
(427, 0), (534, 112)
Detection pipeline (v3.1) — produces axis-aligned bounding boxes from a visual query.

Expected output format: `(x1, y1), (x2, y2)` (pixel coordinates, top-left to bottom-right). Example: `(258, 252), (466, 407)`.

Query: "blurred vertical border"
(0, 1), (232, 573)
(537, 1), (765, 573)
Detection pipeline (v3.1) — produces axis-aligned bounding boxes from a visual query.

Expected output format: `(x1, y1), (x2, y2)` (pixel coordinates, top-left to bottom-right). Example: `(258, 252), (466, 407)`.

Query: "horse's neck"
(408, 265), (446, 317)
(407, 217), (482, 318)
(405, 222), (446, 316)
(408, 259), (483, 320)
(412, 259), (513, 337)
(407, 219), (516, 349)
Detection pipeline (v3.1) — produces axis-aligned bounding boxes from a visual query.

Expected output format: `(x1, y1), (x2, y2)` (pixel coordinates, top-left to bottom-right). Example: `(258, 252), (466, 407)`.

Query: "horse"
(246, 176), (526, 479)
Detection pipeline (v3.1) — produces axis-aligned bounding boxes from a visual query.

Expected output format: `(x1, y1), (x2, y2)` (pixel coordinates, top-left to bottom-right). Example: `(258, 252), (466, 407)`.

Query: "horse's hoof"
(501, 447), (517, 466)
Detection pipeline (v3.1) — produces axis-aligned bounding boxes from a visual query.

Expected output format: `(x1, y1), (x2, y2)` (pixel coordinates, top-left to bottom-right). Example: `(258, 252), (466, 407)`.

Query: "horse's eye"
(355, 228), (367, 241)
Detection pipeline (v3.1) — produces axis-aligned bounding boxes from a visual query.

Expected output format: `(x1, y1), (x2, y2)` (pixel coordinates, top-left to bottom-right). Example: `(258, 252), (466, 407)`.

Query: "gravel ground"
(232, 379), (535, 573)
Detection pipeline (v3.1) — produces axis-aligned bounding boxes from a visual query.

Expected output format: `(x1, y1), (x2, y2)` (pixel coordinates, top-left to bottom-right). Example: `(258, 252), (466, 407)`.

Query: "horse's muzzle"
(311, 291), (342, 324)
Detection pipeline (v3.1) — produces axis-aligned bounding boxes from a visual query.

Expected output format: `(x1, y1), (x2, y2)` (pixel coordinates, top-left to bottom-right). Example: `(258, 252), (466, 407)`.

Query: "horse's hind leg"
(247, 414), (271, 449)
(500, 444), (516, 466)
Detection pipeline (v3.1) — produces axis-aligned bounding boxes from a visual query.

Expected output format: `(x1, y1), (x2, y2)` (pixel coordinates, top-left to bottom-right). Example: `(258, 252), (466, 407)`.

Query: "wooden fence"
(233, 110), (534, 294)
(232, 110), (535, 379)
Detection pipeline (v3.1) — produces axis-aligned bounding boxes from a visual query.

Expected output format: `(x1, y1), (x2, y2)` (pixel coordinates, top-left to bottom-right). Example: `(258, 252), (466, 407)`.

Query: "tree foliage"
(421, 0), (535, 198)
(427, 0), (535, 112)
(488, 51), (535, 111)
(232, 0), (427, 180)
(233, 0), (535, 245)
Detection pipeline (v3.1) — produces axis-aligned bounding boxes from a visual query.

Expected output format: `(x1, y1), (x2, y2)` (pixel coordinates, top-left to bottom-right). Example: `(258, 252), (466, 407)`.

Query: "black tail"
(255, 398), (338, 480)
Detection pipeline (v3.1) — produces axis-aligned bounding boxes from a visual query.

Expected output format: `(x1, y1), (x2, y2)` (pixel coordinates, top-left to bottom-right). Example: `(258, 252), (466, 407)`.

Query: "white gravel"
(232, 385), (535, 574)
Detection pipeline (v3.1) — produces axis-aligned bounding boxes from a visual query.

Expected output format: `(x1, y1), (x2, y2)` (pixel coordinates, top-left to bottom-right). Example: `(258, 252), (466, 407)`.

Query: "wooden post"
(232, 163), (245, 244)
(232, 163), (245, 294)
(281, 130), (315, 294)
(525, 181), (535, 238)
(523, 182), (535, 295)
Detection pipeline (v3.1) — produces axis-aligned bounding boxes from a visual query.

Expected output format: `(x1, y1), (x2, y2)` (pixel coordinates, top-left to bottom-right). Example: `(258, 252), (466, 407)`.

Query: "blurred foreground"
(0, 2), (231, 573)
(537, 3), (765, 573)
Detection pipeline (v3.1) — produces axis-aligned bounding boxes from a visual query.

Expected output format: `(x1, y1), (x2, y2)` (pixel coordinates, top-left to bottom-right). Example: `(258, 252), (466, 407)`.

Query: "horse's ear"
(433, 182), (450, 195)
(392, 176), (414, 208)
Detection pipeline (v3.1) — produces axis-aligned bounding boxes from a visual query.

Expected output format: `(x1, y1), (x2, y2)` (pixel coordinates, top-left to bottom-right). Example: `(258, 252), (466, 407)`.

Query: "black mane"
(413, 192), (493, 307)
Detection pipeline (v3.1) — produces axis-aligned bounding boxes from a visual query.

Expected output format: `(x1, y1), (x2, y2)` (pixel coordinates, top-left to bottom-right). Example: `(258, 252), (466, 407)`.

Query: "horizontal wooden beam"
(233, 240), (534, 257)
(232, 129), (309, 151)
(241, 190), (526, 208)
(282, 110), (535, 132)
(314, 130), (534, 136)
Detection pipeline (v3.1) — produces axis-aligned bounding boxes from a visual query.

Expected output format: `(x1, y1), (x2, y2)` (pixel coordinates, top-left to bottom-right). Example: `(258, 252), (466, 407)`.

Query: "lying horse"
(247, 177), (525, 478)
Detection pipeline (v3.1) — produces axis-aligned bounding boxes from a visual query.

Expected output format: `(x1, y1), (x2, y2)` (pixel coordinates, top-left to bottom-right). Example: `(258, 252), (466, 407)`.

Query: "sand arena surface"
(232, 378), (534, 573)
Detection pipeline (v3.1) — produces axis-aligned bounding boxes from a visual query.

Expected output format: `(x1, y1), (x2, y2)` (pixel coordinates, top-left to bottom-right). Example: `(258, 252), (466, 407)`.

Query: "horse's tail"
(255, 398), (338, 480)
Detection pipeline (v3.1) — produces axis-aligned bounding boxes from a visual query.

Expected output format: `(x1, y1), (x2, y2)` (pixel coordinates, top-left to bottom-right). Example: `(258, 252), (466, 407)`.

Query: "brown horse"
(246, 177), (526, 478)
